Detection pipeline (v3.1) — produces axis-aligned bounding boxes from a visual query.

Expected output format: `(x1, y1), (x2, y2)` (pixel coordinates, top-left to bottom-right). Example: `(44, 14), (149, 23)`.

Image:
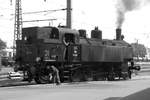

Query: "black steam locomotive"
(15, 26), (136, 83)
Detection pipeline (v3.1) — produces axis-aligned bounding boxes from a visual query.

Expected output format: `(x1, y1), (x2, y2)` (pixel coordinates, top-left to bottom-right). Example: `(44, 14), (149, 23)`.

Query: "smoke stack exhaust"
(116, 28), (121, 40)
(116, 0), (142, 28)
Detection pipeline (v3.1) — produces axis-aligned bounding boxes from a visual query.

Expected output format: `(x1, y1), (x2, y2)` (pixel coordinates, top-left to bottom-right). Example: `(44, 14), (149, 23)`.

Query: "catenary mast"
(14, 0), (22, 41)
(13, 0), (22, 56)
(66, 0), (72, 28)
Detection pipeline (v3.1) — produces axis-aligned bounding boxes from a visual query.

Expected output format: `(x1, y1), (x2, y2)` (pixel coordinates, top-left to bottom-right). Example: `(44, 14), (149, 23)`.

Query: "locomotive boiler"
(15, 26), (135, 83)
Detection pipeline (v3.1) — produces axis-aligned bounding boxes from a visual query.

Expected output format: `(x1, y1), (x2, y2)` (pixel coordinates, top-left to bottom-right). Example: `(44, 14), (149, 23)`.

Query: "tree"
(0, 39), (6, 50)
(0, 38), (7, 56)
(131, 43), (147, 60)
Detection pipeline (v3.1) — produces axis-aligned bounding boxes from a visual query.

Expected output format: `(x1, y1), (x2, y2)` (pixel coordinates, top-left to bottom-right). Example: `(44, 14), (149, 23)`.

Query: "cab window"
(50, 28), (59, 39)
(64, 33), (75, 44)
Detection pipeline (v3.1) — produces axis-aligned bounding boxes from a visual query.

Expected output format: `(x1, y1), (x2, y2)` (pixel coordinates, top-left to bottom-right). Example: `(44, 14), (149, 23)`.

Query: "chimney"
(116, 28), (121, 40)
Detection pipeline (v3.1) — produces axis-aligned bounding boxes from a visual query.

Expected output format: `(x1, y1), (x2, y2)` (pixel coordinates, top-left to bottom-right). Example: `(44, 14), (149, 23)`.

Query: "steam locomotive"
(15, 26), (136, 83)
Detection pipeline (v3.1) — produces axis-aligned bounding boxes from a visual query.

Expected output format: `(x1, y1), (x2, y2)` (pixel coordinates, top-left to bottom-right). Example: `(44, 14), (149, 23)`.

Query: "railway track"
(0, 78), (36, 87)
(0, 63), (149, 87)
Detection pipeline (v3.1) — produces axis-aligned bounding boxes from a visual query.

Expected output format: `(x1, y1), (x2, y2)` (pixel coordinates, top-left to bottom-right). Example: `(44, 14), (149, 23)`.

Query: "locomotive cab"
(61, 30), (80, 62)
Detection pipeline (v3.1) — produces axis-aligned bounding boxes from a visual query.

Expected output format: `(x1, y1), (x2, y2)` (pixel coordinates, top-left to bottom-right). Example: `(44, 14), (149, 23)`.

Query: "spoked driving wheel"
(34, 74), (52, 84)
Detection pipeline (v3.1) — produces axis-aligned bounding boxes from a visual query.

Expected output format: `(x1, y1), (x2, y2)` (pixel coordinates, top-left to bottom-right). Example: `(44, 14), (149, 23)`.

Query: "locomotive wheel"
(107, 73), (115, 81)
(84, 71), (93, 81)
(34, 75), (51, 84)
(71, 70), (83, 82)
(34, 77), (42, 84)
(122, 72), (129, 80)
(122, 76), (127, 80)
(26, 66), (48, 84)
(27, 66), (36, 83)
(34, 69), (52, 84)
(39, 75), (51, 84)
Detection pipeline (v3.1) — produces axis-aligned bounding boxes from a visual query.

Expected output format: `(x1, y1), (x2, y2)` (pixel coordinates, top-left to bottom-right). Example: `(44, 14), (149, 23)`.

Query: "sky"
(0, 0), (150, 48)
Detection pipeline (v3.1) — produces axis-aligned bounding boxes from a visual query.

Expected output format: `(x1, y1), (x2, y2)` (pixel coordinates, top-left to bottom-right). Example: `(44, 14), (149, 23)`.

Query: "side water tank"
(91, 27), (102, 39)
(78, 29), (86, 38)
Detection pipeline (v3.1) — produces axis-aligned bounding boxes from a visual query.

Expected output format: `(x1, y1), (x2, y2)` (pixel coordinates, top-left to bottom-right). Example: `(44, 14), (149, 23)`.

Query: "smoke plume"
(116, 0), (141, 28)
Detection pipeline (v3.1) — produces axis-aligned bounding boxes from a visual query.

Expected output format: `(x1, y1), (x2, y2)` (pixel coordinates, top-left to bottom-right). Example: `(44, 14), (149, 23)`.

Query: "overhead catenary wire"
(23, 8), (67, 14)
(9, 8), (66, 21)
(23, 18), (57, 22)
(10, 8), (67, 16)
(0, 6), (13, 10)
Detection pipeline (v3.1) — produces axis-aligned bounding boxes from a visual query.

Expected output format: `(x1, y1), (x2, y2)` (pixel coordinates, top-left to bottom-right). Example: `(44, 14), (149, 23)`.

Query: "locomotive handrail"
(62, 35), (70, 46)
(84, 37), (91, 45)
